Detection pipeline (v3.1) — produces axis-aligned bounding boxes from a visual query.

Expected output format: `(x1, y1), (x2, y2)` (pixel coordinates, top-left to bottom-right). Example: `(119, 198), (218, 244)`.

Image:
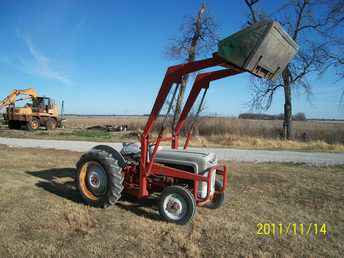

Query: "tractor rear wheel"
(46, 118), (57, 130)
(14, 121), (22, 129)
(76, 149), (124, 208)
(8, 121), (16, 129)
(204, 181), (225, 209)
(159, 185), (196, 225)
(27, 117), (40, 131)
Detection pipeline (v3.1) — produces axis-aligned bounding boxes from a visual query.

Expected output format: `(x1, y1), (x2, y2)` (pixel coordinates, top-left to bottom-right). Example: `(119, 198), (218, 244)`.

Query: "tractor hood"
(121, 143), (218, 174)
(155, 149), (217, 174)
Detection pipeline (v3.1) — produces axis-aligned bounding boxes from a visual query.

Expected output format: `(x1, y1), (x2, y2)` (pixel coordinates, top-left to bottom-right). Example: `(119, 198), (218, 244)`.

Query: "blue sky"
(0, 0), (343, 118)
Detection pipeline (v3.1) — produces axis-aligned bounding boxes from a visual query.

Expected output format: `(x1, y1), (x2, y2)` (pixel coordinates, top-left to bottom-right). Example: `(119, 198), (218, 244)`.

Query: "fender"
(91, 145), (127, 168)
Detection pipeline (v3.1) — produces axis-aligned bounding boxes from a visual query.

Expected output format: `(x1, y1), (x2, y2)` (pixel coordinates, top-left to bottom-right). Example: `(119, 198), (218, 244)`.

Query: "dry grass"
(1, 127), (343, 153)
(2, 115), (344, 145)
(197, 117), (344, 144)
(63, 116), (344, 145)
(0, 145), (343, 257)
(1, 115), (344, 152)
(64, 115), (147, 130)
(202, 134), (344, 152)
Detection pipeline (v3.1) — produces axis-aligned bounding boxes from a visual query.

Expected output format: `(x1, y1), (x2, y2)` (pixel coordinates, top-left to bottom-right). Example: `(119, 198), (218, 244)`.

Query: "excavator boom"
(1, 87), (62, 130)
(0, 88), (38, 109)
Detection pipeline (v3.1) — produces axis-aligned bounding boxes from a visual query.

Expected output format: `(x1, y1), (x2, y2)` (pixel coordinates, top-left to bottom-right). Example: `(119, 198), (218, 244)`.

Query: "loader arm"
(174, 67), (243, 149)
(0, 88), (38, 109)
(138, 55), (244, 198)
(138, 55), (229, 197)
(147, 67), (244, 176)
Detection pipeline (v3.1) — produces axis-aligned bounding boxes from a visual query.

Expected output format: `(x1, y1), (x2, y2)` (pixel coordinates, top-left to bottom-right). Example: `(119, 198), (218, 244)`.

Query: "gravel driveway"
(1, 137), (343, 166)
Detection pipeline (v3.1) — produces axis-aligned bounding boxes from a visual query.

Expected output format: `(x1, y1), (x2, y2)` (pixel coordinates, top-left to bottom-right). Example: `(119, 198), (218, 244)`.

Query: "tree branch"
(244, 0), (259, 24)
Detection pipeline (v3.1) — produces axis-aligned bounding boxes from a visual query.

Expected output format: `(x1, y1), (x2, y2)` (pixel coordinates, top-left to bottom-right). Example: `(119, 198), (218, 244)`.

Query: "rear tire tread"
(46, 118), (57, 130)
(76, 149), (124, 208)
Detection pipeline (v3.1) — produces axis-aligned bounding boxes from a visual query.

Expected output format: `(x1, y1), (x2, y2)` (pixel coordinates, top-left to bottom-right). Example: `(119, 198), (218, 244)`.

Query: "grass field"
(61, 115), (344, 144)
(0, 145), (343, 257)
(1, 115), (344, 152)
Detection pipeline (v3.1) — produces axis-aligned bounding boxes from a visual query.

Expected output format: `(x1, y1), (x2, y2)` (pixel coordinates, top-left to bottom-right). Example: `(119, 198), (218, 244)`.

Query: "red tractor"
(75, 21), (298, 224)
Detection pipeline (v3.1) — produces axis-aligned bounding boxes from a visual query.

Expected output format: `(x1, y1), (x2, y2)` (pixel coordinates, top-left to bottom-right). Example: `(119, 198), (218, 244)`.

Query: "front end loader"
(75, 20), (298, 224)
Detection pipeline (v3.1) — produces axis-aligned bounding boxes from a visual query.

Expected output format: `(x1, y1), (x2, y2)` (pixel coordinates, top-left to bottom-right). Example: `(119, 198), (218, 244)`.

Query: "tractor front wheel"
(46, 118), (57, 130)
(76, 149), (124, 208)
(27, 117), (40, 131)
(204, 181), (225, 209)
(159, 185), (196, 225)
(8, 121), (16, 129)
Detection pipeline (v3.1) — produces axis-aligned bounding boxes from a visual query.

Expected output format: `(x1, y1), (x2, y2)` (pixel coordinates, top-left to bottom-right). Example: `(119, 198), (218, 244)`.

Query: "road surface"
(0, 137), (343, 166)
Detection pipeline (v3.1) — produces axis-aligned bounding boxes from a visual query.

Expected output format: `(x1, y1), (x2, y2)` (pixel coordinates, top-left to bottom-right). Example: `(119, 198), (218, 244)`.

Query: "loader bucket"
(218, 20), (298, 80)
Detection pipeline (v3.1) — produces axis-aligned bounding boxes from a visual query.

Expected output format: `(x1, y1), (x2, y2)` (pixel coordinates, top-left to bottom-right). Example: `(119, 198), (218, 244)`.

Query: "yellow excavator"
(0, 88), (62, 130)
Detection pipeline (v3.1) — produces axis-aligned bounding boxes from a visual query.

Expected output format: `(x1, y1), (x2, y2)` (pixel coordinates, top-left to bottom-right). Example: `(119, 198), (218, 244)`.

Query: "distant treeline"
(239, 112), (306, 121)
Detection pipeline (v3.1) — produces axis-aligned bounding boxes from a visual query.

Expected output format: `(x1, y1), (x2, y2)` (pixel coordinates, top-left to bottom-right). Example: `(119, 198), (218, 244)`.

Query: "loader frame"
(127, 53), (244, 203)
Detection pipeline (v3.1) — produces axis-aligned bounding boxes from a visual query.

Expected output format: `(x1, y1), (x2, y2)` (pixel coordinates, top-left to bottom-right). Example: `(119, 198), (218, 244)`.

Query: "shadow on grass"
(118, 194), (161, 221)
(26, 168), (82, 203)
(26, 168), (160, 221)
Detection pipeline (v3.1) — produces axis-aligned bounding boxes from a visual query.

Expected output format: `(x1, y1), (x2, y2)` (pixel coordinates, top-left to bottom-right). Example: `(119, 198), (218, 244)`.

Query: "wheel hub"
(90, 174), (100, 188)
(163, 194), (186, 220)
(167, 199), (181, 213)
(31, 120), (39, 129)
(86, 163), (108, 196)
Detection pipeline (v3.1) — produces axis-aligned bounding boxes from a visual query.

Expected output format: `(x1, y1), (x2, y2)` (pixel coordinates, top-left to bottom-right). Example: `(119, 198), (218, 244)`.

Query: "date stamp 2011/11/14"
(256, 223), (331, 239)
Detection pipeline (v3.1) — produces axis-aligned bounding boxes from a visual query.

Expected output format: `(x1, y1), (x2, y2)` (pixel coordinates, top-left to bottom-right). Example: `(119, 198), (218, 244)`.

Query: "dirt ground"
(0, 145), (343, 257)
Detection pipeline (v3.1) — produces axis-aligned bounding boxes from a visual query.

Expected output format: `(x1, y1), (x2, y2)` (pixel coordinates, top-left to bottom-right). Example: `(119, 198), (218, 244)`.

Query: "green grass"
(0, 128), (129, 142)
(0, 146), (343, 257)
(57, 130), (112, 140)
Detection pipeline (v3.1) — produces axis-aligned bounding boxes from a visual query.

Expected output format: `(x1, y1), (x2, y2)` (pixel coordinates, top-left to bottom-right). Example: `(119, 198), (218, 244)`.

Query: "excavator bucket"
(218, 20), (298, 80)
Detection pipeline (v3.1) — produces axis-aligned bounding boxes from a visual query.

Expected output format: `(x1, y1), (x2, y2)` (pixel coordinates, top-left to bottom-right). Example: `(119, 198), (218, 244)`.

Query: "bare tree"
(244, 0), (341, 139)
(327, 0), (344, 29)
(244, 0), (259, 23)
(165, 2), (218, 129)
(321, 0), (344, 81)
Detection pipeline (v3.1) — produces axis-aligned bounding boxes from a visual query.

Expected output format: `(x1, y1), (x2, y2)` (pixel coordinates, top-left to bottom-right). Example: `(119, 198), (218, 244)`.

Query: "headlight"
(198, 170), (216, 199)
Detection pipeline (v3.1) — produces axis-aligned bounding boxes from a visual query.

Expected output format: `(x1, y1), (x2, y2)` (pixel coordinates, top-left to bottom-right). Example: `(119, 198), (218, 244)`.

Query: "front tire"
(76, 149), (124, 208)
(8, 121), (16, 129)
(159, 185), (196, 225)
(46, 118), (57, 130)
(27, 117), (40, 131)
(9, 121), (22, 130)
(204, 181), (225, 209)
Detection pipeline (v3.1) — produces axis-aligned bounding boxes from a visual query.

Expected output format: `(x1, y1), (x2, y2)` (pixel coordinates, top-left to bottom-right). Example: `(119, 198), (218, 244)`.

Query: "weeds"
(1, 116), (343, 152)
(64, 116), (344, 145)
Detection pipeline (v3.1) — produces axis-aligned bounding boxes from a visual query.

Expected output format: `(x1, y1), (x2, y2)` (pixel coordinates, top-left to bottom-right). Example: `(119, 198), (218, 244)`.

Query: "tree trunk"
(171, 4), (205, 130)
(282, 68), (292, 140)
(172, 75), (188, 130)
